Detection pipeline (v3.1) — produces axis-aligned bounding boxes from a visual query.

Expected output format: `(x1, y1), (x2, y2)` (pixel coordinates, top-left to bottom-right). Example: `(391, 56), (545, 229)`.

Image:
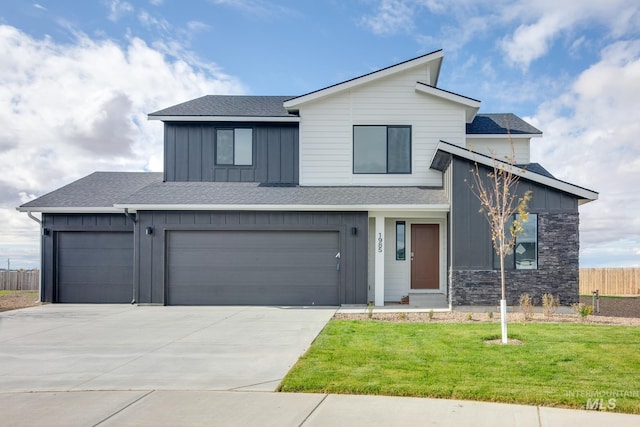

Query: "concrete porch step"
(408, 293), (448, 309)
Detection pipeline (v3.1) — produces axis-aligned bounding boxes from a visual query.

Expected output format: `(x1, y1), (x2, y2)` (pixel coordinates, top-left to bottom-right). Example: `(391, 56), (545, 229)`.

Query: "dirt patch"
(580, 295), (640, 318)
(485, 338), (524, 345)
(0, 290), (41, 312)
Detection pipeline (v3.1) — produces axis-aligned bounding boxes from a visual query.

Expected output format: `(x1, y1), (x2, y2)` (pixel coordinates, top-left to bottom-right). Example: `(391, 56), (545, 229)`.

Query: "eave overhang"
(113, 204), (451, 213)
(16, 206), (123, 214)
(148, 115), (300, 122)
(415, 82), (481, 123)
(430, 140), (598, 205)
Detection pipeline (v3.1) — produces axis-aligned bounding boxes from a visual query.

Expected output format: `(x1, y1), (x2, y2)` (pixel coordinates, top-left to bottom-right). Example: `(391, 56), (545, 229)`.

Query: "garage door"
(56, 231), (133, 303)
(167, 230), (340, 305)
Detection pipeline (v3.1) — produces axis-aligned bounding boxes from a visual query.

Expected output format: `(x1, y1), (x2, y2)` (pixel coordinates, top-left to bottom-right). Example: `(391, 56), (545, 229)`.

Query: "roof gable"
(283, 50), (444, 112)
(414, 82), (480, 122)
(430, 141), (597, 204)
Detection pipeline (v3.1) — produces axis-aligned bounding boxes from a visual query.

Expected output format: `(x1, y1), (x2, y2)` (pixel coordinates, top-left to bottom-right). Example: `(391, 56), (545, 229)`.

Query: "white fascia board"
(16, 206), (122, 213)
(414, 83), (480, 122)
(148, 115), (300, 122)
(114, 204), (450, 212)
(466, 134), (542, 139)
(434, 141), (599, 202)
(283, 51), (444, 110)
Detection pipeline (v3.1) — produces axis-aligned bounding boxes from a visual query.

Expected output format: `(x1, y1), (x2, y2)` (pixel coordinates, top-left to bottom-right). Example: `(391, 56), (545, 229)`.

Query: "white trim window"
(353, 125), (411, 174)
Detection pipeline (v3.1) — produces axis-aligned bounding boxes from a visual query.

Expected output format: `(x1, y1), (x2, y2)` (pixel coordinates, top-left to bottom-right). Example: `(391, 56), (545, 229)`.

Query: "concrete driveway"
(0, 304), (335, 392)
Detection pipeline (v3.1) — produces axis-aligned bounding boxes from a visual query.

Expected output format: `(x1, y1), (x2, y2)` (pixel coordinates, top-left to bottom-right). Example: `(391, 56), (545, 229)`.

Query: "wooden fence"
(0, 270), (40, 291)
(579, 268), (640, 296)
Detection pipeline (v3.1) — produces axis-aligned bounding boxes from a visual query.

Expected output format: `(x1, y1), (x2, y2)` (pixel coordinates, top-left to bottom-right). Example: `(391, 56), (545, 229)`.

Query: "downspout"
(124, 208), (137, 224)
(27, 211), (41, 225)
(25, 211), (42, 303)
(123, 209), (138, 305)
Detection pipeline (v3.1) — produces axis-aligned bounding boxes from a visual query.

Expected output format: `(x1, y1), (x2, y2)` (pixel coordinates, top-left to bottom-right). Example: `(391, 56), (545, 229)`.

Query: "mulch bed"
(580, 295), (640, 318)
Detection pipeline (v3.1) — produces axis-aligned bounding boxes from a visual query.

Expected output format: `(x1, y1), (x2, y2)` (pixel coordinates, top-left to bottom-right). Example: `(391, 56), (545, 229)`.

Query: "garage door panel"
(168, 284), (338, 306)
(167, 230), (340, 305)
(57, 232), (133, 303)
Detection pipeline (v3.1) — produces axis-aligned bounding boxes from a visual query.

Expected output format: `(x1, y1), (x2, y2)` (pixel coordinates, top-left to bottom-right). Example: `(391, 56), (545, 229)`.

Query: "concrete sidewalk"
(1, 390), (638, 427)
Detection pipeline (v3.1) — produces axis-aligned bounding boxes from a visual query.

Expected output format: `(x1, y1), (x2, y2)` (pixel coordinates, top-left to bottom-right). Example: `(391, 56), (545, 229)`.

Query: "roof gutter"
(114, 204), (451, 212)
(148, 115), (300, 122)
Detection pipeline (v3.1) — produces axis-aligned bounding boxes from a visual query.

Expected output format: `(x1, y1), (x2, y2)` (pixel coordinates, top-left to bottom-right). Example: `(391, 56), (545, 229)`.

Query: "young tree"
(467, 143), (532, 344)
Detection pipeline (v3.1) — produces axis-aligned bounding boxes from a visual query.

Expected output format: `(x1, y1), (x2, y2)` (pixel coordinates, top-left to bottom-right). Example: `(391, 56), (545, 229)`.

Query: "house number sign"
(377, 233), (383, 253)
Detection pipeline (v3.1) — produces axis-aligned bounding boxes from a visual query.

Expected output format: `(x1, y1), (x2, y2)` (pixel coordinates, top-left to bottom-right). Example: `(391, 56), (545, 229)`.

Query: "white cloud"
(208, 0), (297, 18)
(33, 4), (47, 11)
(0, 24), (246, 268)
(499, 0), (640, 69)
(529, 40), (640, 266)
(360, 0), (415, 35)
(105, 0), (134, 22)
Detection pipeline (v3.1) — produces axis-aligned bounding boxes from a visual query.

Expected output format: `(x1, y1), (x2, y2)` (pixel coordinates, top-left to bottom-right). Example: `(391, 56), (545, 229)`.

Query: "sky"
(1, 0), (640, 269)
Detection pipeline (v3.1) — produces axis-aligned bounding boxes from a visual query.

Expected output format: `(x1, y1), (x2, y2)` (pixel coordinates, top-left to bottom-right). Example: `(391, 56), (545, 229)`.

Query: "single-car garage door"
(167, 230), (340, 305)
(56, 231), (133, 303)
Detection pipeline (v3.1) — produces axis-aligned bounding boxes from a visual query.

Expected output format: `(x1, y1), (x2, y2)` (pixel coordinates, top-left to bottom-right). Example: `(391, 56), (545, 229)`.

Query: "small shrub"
(572, 303), (593, 321)
(428, 310), (434, 321)
(487, 311), (493, 320)
(519, 293), (534, 321)
(366, 301), (374, 319)
(398, 312), (407, 320)
(466, 312), (473, 321)
(541, 293), (560, 317)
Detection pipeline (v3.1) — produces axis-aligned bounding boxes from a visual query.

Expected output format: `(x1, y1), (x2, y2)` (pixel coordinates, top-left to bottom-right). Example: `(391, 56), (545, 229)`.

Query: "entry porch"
(367, 211), (449, 309)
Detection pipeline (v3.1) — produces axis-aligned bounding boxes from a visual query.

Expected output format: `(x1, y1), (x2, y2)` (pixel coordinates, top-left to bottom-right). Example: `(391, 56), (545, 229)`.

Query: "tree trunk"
(500, 244), (508, 344)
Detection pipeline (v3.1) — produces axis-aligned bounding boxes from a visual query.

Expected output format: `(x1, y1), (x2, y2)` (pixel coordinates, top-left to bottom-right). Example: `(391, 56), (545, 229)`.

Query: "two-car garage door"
(166, 230), (340, 306)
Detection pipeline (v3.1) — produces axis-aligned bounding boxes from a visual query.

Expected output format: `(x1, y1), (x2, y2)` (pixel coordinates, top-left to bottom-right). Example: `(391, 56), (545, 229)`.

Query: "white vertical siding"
(299, 66), (467, 186)
(465, 137), (531, 164)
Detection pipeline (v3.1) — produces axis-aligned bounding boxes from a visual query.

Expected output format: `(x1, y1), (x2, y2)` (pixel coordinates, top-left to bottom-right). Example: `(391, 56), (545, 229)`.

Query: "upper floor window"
(216, 128), (253, 166)
(353, 125), (411, 174)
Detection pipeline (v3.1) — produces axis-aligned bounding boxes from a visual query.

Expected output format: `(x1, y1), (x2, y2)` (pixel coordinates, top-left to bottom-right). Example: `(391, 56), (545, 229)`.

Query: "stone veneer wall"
(451, 212), (579, 306)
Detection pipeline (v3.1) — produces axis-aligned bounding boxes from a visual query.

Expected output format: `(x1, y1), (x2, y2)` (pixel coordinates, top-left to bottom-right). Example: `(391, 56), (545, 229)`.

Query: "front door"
(411, 224), (439, 290)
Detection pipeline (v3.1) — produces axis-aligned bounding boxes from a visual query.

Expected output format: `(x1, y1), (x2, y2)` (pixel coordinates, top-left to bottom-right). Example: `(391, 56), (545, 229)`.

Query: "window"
(493, 214), (538, 270)
(396, 221), (406, 260)
(216, 128), (253, 165)
(353, 125), (411, 174)
(515, 214), (537, 269)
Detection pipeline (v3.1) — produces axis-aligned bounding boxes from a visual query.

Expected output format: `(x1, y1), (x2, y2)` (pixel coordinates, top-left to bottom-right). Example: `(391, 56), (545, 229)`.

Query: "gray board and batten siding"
(448, 157), (580, 306)
(135, 211), (369, 306)
(164, 122), (299, 184)
(41, 213), (135, 303)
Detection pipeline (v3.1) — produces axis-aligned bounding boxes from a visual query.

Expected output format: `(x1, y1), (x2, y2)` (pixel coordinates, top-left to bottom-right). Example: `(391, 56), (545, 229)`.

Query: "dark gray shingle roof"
(467, 113), (542, 135)
(149, 95), (298, 118)
(117, 182), (448, 207)
(516, 163), (555, 179)
(19, 172), (163, 210)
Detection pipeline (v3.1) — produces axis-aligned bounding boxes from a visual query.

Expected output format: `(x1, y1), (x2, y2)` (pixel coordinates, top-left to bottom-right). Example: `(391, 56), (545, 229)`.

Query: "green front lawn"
(278, 320), (640, 413)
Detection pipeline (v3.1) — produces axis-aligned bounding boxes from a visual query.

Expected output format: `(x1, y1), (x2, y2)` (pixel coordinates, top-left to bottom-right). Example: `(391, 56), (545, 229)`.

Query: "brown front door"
(411, 224), (439, 289)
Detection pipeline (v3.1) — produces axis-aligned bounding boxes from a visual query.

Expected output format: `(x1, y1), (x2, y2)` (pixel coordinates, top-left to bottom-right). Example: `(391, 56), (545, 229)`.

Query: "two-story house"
(18, 50), (598, 308)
